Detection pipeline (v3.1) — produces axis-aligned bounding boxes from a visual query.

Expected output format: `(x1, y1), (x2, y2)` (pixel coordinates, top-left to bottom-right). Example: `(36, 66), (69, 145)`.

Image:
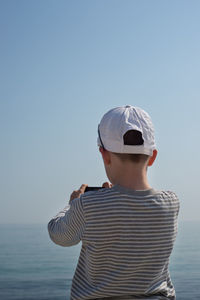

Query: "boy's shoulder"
(80, 185), (179, 205)
(77, 186), (180, 223)
(159, 190), (179, 204)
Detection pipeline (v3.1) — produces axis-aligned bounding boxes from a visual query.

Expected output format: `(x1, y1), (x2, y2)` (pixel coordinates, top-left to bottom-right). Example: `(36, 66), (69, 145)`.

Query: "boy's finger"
(102, 182), (111, 188)
(79, 184), (88, 193)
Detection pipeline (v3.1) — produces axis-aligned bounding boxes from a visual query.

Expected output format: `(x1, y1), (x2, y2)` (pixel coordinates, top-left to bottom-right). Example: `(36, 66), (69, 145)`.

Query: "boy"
(48, 105), (179, 300)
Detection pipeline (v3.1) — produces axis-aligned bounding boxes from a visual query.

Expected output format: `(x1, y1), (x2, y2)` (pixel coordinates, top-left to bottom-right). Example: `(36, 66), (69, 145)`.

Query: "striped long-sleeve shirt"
(48, 185), (179, 300)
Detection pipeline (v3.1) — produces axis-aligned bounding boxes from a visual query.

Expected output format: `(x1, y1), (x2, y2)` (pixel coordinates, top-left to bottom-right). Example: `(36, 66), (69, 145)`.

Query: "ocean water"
(0, 222), (199, 300)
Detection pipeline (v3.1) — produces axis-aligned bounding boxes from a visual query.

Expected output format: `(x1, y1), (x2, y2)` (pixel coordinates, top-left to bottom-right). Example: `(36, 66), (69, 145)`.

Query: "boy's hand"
(102, 182), (112, 188)
(70, 184), (88, 203)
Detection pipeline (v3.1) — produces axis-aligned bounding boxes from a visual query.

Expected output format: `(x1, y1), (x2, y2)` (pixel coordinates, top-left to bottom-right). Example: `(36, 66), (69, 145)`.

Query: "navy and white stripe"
(48, 185), (179, 300)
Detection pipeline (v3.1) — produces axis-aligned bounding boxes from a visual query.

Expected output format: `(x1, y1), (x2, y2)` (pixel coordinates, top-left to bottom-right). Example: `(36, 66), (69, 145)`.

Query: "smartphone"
(85, 186), (104, 192)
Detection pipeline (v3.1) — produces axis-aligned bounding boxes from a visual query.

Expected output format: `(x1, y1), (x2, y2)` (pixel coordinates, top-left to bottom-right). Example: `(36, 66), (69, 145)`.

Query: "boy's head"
(97, 105), (157, 184)
(97, 105), (157, 186)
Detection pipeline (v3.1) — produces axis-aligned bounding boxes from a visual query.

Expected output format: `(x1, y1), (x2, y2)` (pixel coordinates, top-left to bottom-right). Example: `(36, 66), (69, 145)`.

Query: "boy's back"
(48, 185), (179, 299)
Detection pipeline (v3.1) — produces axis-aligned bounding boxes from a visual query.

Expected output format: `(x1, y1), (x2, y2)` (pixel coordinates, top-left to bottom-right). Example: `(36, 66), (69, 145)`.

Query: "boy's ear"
(148, 149), (158, 166)
(99, 147), (111, 165)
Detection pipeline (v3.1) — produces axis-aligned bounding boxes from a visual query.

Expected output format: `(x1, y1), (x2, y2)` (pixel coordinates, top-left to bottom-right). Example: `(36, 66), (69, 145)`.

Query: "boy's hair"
(112, 130), (150, 163)
(112, 152), (149, 163)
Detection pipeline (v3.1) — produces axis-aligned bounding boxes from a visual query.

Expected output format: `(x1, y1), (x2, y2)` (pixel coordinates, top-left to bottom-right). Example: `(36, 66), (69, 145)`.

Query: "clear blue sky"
(0, 0), (200, 223)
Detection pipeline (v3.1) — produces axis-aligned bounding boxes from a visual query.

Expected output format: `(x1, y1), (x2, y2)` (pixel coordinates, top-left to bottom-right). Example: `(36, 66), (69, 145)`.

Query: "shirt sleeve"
(48, 196), (85, 247)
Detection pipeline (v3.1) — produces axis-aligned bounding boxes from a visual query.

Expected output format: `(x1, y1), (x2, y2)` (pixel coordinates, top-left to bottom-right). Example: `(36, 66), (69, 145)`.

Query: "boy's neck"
(114, 175), (151, 191)
(111, 160), (151, 191)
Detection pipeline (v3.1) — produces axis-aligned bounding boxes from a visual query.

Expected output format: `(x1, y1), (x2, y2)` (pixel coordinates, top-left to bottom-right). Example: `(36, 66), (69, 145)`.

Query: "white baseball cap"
(97, 105), (156, 156)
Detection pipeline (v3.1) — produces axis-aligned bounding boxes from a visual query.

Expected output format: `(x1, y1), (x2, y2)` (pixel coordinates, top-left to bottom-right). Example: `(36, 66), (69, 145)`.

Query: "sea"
(0, 221), (199, 300)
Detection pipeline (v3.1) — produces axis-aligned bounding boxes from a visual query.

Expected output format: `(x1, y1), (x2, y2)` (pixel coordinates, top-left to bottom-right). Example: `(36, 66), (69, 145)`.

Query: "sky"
(0, 0), (200, 223)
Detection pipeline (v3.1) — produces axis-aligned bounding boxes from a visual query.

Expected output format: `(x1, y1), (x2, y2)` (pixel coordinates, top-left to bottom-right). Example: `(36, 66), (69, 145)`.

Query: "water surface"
(0, 222), (199, 299)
